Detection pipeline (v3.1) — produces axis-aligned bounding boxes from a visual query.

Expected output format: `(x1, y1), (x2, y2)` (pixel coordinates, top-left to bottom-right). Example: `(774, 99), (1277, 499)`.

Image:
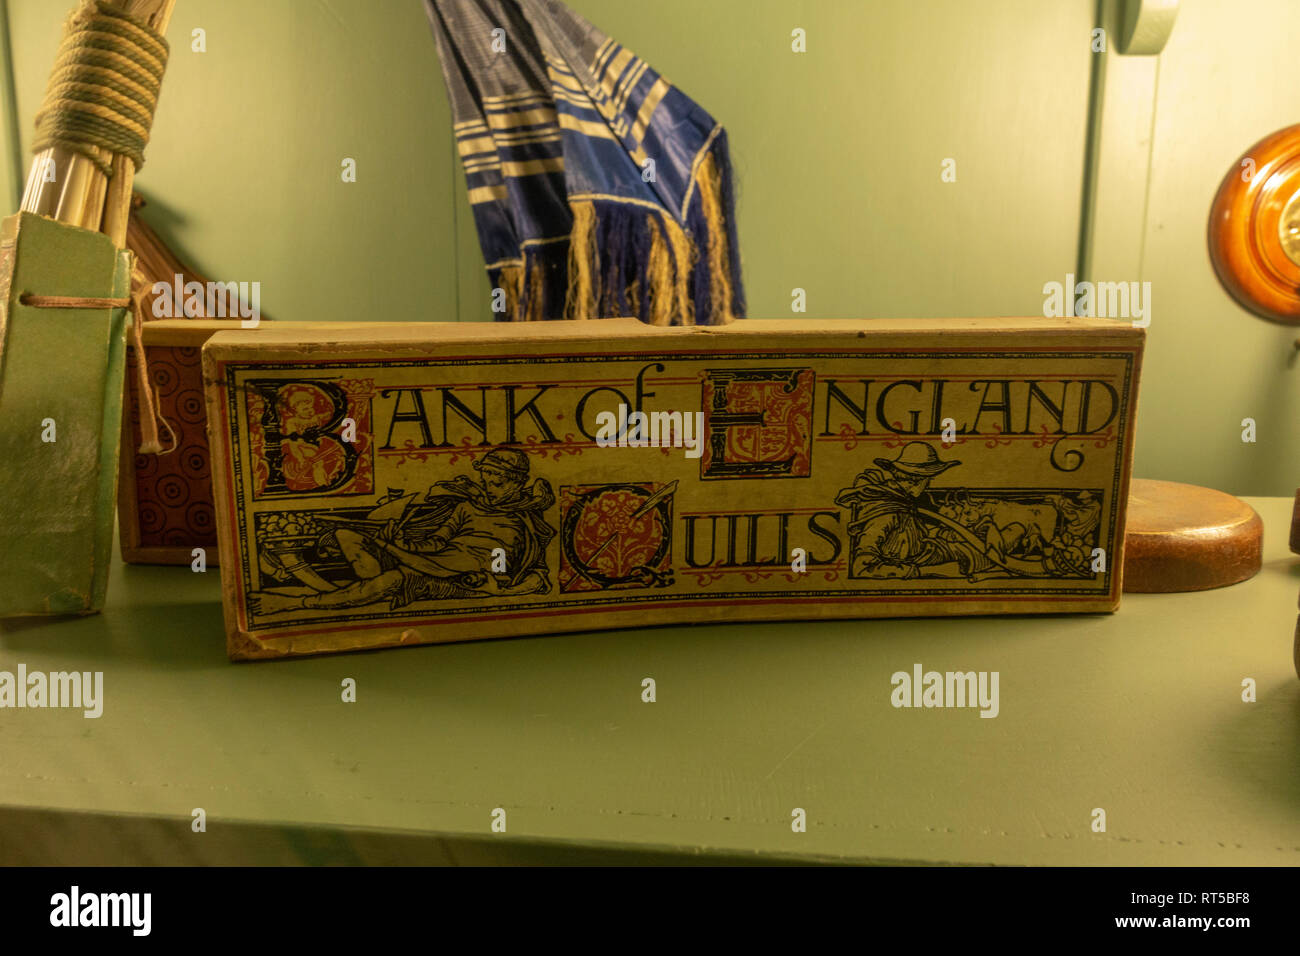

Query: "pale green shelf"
(1, 498), (1297, 865)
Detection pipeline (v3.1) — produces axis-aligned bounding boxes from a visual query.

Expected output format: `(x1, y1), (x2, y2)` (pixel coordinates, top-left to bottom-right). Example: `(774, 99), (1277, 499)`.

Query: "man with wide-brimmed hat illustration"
(251, 447), (556, 615)
(835, 441), (994, 579)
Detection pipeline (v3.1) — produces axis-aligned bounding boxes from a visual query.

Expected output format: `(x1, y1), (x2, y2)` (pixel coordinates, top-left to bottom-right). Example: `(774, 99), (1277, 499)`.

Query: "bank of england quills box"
(202, 318), (1143, 660)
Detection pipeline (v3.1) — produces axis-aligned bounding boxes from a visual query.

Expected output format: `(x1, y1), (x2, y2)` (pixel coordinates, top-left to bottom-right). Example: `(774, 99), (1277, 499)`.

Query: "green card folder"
(0, 212), (131, 616)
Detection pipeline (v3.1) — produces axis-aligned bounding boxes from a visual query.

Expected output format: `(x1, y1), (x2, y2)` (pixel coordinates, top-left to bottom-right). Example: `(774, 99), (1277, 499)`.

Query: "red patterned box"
(119, 320), (242, 564)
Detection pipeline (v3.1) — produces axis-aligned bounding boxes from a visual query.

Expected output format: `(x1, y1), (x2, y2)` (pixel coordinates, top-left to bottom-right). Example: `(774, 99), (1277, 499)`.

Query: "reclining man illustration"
(250, 448), (557, 616)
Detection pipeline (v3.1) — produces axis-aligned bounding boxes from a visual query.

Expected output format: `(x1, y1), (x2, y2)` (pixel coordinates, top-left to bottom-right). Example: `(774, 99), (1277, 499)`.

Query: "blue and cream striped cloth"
(425, 0), (744, 324)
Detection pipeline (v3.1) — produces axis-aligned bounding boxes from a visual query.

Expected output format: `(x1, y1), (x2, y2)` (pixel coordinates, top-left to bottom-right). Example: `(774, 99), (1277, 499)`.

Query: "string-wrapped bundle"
(425, 0), (745, 325)
(31, 0), (169, 176)
(0, 0), (173, 616)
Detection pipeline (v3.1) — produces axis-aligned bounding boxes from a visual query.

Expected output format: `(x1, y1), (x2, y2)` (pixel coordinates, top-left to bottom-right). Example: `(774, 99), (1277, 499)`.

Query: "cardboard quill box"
(203, 318), (1144, 661)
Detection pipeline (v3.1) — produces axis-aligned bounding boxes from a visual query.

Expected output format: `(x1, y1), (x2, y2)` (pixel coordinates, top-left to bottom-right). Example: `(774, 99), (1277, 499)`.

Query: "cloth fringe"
(496, 195), (730, 325)
(696, 150), (736, 324)
(686, 128), (745, 325)
(525, 259), (545, 322)
(645, 217), (672, 326)
(489, 130), (743, 325)
(565, 200), (598, 321)
(498, 262), (524, 320)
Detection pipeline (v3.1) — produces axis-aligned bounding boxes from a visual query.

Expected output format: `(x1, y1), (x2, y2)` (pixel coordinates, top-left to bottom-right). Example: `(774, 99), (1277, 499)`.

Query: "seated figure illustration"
(836, 442), (998, 580)
(251, 448), (556, 615)
(278, 385), (348, 492)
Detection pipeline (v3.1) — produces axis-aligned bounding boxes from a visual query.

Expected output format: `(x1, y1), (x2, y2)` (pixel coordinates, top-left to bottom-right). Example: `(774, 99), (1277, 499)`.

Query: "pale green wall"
(565, 0), (1093, 321)
(2, 0), (1093, 321)
(1, 0), (1297, 496)
(1130, 0), (1300, 498)
(0, 0), (18, 212)
(6, 0), (461, 324)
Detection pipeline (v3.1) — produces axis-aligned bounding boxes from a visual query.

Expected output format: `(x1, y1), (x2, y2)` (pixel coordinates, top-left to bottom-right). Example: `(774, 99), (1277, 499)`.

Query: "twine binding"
(19, 291), (178, 456)
(31, 0), (170, 176)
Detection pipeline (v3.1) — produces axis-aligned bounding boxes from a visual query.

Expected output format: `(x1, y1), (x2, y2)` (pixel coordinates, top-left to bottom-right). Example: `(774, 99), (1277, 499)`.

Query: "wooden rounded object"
(1294, 616), (1300, 681)
(1208, 123), (1300, 325)
(1290, 489), (1300, 555)
(1123, 479), (1263, 593)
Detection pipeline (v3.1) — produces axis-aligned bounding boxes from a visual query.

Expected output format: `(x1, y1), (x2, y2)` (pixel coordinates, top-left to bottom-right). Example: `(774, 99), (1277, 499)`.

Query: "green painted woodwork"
(0, 497), (1295, 865)
(4, 1), (1296, 494)
(0, 212), (130, 616)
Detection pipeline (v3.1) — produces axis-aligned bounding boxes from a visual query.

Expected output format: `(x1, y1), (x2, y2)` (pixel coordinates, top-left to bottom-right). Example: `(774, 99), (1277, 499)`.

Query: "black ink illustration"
(836, 441), (1103, 581)
(249, 447), (556, 617)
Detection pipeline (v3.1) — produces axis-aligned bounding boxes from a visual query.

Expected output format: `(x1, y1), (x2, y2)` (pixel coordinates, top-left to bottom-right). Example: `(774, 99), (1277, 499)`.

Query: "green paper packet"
(0, 212), (131, 616)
